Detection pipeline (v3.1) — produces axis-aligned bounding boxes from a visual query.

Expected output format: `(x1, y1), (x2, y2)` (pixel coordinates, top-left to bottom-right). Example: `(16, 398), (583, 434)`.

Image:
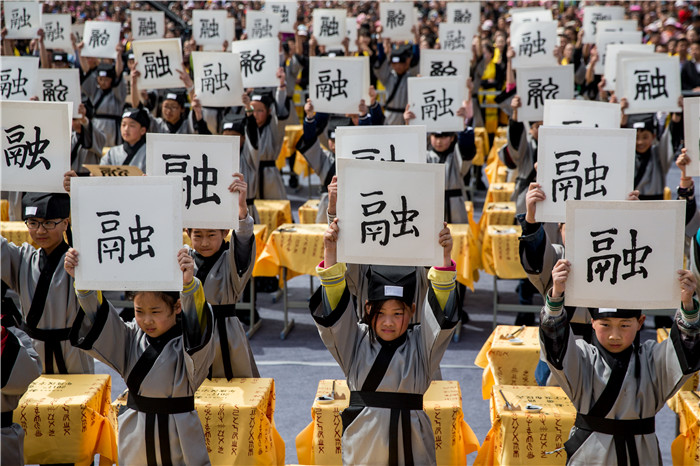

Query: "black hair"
(126, 291), (180, 311)
(361, 298), (413, 343)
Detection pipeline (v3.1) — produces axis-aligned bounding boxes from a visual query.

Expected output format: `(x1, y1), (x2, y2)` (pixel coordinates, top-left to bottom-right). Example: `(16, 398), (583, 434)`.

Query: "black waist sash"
(1, 411), (14, 428)
(19, 326), (71, 375)
(257, 160), (277, 199)
(444, 188), (463, 224)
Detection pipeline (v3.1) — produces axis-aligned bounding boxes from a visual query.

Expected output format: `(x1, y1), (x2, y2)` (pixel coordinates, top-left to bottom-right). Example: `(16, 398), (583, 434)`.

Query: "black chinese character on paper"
(0, 68), (29, 99)
(315, 69), (348, 101)
(87, 28), (111, 48)
(143, 49), (172, 79)
(250, 18), (274, 38)
(95, 212), (156, 263)
(551, 150), (610, 202)
(138, 16), (158, 37)
(201, 62), (229, 94)
(587, 228), (652, 284)
(3, 125), (51, 170)
(391, 195), (419, 239)
(633, 68), (668, 101)
(96, 211), (125, 263)
(527, 77), (559, 109)
(352, 144), (405, 162)
(319, 16), (339, 37)
(386, 9), (406, 29)
(163, 153), (220, 208)
(590, 13), (611, 35)
(430, 60), (458, 76)
(360, 191), (419, 245)
(10, 8), (32, 31)
(44, 21), (65, 42)
(443, 30), (467, 50)
(239, 49), (265, 77)
(128, 214), (155, 260)
(519, 31), (547, 57)
(420, 88), (454, 121)
(453, 9), (472, 23)
(199, 18), (220, 39)
(271, 4), (290, 24)
(42, 78), (69, 101)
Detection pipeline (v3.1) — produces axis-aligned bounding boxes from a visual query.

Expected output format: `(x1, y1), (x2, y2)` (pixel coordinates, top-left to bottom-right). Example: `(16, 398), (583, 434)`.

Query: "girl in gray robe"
(311, 219), (459, 465)
(67, 248), (215, 466)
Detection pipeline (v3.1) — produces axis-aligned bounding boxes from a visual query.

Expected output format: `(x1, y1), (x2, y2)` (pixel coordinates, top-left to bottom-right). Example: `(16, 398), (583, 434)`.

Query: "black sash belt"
(384, 106), (405, 113)
(1, 411), (14, 428)
(20, 325), (71, 375)
(211, 304), (236, 380)
(246, 198), (255, 206)
(257, 160), (277, 199)
(571, 414), (654, 466)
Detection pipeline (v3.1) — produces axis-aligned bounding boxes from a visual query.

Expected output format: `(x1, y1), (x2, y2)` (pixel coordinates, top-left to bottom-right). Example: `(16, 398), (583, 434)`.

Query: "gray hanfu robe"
(82, 73), (127, 147)
(1, 326), (42, 466)
(145, 108), (212, 135)
(310, 267), (459, 465)
(540, 297), (700, 465)
(100, 138), (147, 173)
(503, 120), (538, 215)
(296, 121), (335, 224)
(70, 279), (215, 466)
(634, 123), (674, 199)
(240, 137), (261, 224)
(71, 121), (105, 174)
(1, 238), (94, 374)
(190, 215), (259, 378)
(372, 49), (417, 126)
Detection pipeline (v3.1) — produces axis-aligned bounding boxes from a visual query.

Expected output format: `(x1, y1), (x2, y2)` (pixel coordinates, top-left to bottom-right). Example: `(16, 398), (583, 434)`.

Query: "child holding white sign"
(65, 247), (215, 465)
(540, 259), (700, 465)
(310, 218), (459, 465)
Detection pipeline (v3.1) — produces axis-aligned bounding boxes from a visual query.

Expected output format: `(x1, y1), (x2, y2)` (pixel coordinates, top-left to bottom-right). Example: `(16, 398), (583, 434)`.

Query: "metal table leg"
(280, 267), (296, 340)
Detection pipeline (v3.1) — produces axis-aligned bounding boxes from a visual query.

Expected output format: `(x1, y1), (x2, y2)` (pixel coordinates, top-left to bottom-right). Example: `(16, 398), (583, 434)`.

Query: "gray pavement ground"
(97, 162), (691, 465)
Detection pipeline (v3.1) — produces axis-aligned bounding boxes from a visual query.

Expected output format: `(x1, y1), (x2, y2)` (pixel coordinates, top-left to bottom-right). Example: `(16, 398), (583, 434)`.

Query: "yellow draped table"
(474, 385), (576, 466)
(480, 202), (516, 231)
(473, 127), (490, 166)
(671, 391), (700, 466)
(484, 137), (508, 185)
(485, 182), (515, 204)
(474, 325), (541, 400)
(657, 328), (700, 414)
(1, 198), (8, 221)
(298, 199), (321, 224)
(254, 199), (292, 241)
(295, 379), (480, 465)
(13, 374), (117, 466)
(481, 225), (527, 279)
(276, 124), (311, 176)
(2, 220), (39, 247)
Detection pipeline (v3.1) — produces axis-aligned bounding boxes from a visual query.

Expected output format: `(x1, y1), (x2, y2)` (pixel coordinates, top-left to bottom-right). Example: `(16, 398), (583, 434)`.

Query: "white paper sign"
(618, 55), (681, 115)
(192, 52), (243, 107)
(380, 2), (414, 42)
(312, 9), (346, 48)
(603, 44), (654, 91)
(683, 97), (700, 177)
(71, 176), (183, 291)
(192, 10), (228, 46)
(131, 11), (165, 40)
(309, 56), (369, 114)
(438, 23), (477, 51)
(246, 10), (279, 40)
(346, 18), (358, 52)
(583, 6), (624, 43)
(335, 125), (427, 163)
(510, 21), (557, 68)
(420, 49), (470, 78)
(4, 1), (40, 39)
(36, 68), (81, 118)
(71, 23), (84, 44)
(515, 65), (574, 121)
(41, 14), (72, 50)
(230, 38), (280, 88)
(1, 100), (71, 193)
(0, 56), (39, 101)
(81, 21), (121, 59)
(565, 200), (684, 309)
(543, 100), (621, 129)
(146, 134), (239, 229)
(336, 158), (444, 266)
(132, 39), (184, 90)
(596, 19), (638, 35)
(266, 2), (296, 33)
(446, 2), (481, 26)
(510, 8), (552, 25)
(407, 76), (465, 132)
(202, 18), (235, 51)
(594, 30), (642, 75)
(535, 126), (636, 223)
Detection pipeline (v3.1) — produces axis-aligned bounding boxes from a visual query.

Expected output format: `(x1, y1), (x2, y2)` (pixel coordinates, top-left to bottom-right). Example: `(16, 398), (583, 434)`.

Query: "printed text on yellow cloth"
(657, 328), (700, 413)
(671, 391), (700, 466)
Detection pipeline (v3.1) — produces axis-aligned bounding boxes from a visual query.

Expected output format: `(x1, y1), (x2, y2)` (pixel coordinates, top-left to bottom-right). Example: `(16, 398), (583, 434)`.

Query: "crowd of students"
(3, 1), (700, 465)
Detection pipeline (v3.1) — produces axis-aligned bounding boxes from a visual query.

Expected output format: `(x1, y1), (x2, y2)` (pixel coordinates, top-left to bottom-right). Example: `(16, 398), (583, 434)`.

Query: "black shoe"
(460, 309), (470, 324)
(239, 309), (261, 327)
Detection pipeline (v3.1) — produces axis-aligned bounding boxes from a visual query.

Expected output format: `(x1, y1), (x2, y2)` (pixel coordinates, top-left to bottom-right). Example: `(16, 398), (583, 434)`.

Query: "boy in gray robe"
(99, 107), (149, 172)
(372, 43), (418, 125)
(222, 113), (260, 223)
(82, 62), (126, 147)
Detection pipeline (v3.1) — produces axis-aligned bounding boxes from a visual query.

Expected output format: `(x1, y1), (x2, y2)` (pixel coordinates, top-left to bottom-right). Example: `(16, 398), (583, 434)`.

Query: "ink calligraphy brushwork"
(438, 23), (477, 52)
(407, 76), (466, 132)
(201, 17), (235, 52)
(420, 50), (470, 79)
(683, 97), (700, 177)
(515, 65), (574, 122)
(265, 1), (297, 34)
(192, 52), (243, 107)
(603, 44), (654, 92)
(132, 39), (184, 90)
(618, 55), (682, 114)
(81, 21), (121, 59)
(41, 14), (73, 50)
(71, 176), (183, 291)
(535, 126), (636, 223)
(309, 56), (370, 114)
(594, 30), (642, 75)
(4, 1), (41, 39)
(336, 158), (444, 267)
(379, 2), (415, 42)
(543, 100), (621, 129)
(0, 56), (39, 102)
(335, 125), (427, 163)
(146, 134), (240, 230)
(192, 9), (229, 46)
(582, 6), (624, 44)
(445, 2), (481, 28)
(246, 10), (280, 40)
(37, 68), (81, 118)
(510, 21), (558, 68)
(130, 11), (165, 41)
(312, 9), (347, 48)
(509, 7), (553, 25)
(565, 200), (684, 309)
(230, 38), (280, 88)
(1, 100), (71, 193)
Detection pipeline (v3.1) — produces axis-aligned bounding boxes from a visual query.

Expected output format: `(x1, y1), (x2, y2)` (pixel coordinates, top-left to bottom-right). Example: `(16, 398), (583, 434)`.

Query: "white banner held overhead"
(380, 2), (415, 42)
(407, 76), (465, 132)
(594, 30), (642, 75)
(4, 1), (41, 39)
(202, 17), (235, 51)
(446, 2), (481, 27)
(565, 200), (684, 309)
(71, 176), (183, 291)
(146, 134), (239, 229)
(192, 9), (228, 46)
(510, 21), (558, 68)
(81, 21), (121, 59)
(246, 10), (279, 39)
(336, 158), (444, 266)
(132, 39), (184, 90)
(41, 14), (72, 50)
(335, 125), (427, 163)
(543, 100), (621, 128)
(312, 9), (346, 48)
(535, 126), (636, 223)
(420, 49), (470, 78)
(131, 11), (165, 40)
(0, 56), (39, 101)
(266, 2), (296, 34)
(515, 65), (574, 122)
(346, 17), (358, 52)
(438, 23), (477, 51)
(510, 8), (552, 25)
(582, 5), (624, 43)
(36, 68), (81, 118)
(309, 56), (370, 114)
(230, 38), (280, 88)
(192, 52), (243, 107)
(603, 44), (654, 91)
(683, 97), (700, 177)
(1, 100), (71, 193)
(618, 55), (682, 114)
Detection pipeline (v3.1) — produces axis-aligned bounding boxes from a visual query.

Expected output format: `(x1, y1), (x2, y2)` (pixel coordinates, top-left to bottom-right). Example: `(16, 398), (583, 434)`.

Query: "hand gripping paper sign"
(543, 100), (621, 129)
(565, 200), (684, 309)
(336, 158), (444, 267)
(71, 176), (183, 291)
(1, 100), (71, 193)
(535, 126), (635, 223)
(81, 21), (121, 59)
(335, 125), (426, 163)
(131, 11), (165, 40)
(146, 134), (240, 230)
(230, 38), (280, 88)
(407, 76), (465, 132)
(41, 14), (73, 50)
(312, 9), (346, 48)
(309, 56), (370, 114)
(192, 51), (243, 107)
(515, 65), (574, 122)
(132, 39), (184, 90)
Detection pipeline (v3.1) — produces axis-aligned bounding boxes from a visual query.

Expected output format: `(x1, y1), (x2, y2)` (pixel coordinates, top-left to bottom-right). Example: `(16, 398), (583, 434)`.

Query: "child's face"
(134, 292), (181, 338)
(430, 133), (455, 153)
(592, 315), (645, 353)
(368, 299), (415, 341)
(251, 101), (270, 127)
(26, 217), (67, 251)
(96, 75), (113, 90)
(188, 229), (226, 257)
(120, 118), (147, 145)
(161, 100), (183, 125)
(529, 121), (542, 141)
(635, 129), (655, 153)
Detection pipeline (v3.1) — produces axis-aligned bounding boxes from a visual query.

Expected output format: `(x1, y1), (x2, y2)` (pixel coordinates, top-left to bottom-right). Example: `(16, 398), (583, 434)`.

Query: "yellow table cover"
(298, 199), (321, 225)
(474, 385), (576, 466)
(254, 223), (326, 279)
(473, 127), (490, 166)
(474, 325), (541, 400)
(13, 374), (117, 466)
(481, 225), (527, 279)
(276, 125), (312, 176)
(657, 328), (700, 414)
(295, 379), (479, 465)
(1, 198), (8, 221)
(485, 182), (515, 204)
(1, 220), (38, 248)
(253, 199), (292, 241)
(671, 391), (700, 466)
